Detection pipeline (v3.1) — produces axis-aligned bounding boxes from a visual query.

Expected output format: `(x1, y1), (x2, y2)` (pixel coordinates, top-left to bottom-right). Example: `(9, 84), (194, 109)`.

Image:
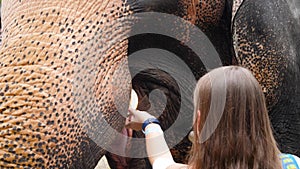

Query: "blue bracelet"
(142, 118), (160, 132)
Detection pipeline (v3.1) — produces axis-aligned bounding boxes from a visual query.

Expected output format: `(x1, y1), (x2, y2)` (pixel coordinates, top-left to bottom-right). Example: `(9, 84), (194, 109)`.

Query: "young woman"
(125, 66), (300, 169)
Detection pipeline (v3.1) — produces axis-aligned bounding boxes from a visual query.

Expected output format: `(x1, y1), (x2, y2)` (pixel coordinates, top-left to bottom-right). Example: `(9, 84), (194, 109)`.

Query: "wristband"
(142, 118), (160, 132)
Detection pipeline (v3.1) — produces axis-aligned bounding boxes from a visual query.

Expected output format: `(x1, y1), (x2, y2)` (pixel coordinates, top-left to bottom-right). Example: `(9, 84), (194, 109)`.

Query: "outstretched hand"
(125, 108), (156, 131)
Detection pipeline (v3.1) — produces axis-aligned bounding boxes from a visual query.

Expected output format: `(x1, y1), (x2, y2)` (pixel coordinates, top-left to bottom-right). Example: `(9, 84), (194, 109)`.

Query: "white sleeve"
(292, 155), (300, 167)
(152, 158), (176, 169)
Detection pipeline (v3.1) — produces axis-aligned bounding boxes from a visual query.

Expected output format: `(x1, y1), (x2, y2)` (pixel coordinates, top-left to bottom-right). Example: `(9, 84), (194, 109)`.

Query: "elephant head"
(0, 0), (139, 168)
(107, 0), (235, 168)
(109, 0), (300, 168)
(0, 0), (234, 168)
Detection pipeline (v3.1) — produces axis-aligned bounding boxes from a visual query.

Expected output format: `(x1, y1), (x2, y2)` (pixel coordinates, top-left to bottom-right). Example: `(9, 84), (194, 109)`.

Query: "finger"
(128, 107), (136, 114)
(125, 117), (130, 126)
(127, 128), (133, 137)
(125, 115), (133, 126)
(126, 111), (131, 118)
(125, 113), (134, 123)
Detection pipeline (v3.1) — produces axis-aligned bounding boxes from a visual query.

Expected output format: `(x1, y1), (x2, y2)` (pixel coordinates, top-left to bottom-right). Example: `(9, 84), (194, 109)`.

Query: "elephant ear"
(232, 0), (300, 156)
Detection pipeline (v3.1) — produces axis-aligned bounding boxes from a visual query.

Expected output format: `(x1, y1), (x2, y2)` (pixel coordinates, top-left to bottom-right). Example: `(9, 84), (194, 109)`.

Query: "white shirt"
(153, 158), (175, 169)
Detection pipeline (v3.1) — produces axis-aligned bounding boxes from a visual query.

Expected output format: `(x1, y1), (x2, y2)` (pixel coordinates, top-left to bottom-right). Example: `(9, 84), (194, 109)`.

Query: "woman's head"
(189, 66), (281, 169)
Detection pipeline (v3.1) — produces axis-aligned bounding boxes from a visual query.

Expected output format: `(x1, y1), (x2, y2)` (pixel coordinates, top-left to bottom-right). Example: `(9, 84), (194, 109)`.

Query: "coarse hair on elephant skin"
(1, 0), (300, 169)
(0, 0), (139, 168)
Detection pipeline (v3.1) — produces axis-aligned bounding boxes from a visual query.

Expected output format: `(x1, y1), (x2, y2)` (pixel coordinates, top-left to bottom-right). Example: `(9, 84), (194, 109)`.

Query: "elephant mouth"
(104, 90), (137, 168)
(119, 33), (201, 166)
(106, 69), (182, 167)
(108, 127), (133, 168)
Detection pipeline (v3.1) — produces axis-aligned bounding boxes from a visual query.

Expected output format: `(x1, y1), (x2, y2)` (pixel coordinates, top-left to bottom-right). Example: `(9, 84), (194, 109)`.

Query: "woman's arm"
(144, 123), (174, 165)
(126, 108), (188, 169)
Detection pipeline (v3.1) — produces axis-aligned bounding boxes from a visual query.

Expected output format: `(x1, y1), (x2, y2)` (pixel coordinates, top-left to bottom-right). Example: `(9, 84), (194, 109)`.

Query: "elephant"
(108, 0), (300, 168)
(0, 0), (300, 169)
(0, 0), (138, 168)
(233, 0), (300, 158)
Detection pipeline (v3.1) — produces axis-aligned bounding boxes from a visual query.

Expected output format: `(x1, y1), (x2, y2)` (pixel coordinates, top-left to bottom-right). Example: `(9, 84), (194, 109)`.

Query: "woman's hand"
(125, 108), (156, 131)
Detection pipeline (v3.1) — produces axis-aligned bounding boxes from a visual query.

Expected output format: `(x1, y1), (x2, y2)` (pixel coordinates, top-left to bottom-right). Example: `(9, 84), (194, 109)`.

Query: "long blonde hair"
(189, 66), (281, 169)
